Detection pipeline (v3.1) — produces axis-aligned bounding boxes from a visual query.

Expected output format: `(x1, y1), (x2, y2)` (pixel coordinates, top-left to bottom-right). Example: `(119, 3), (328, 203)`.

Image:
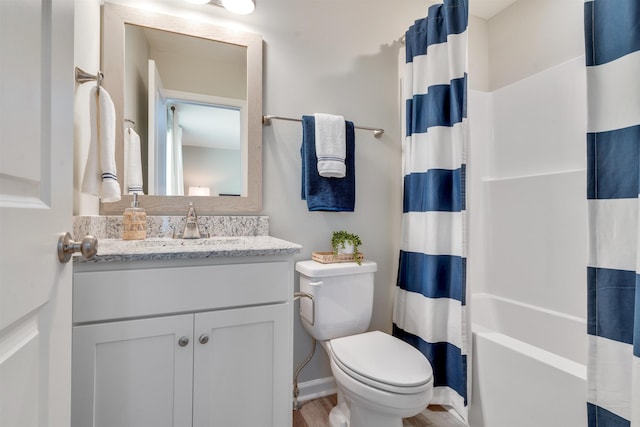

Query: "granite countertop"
(75, 236), (302, 263)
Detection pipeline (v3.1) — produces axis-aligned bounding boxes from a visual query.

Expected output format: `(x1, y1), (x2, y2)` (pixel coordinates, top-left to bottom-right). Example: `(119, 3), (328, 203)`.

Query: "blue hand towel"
(301, 115), (355, 211)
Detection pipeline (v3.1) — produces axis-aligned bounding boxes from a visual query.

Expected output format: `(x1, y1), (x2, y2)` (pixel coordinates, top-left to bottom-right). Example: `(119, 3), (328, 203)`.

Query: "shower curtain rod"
(262, 115), (384, 138)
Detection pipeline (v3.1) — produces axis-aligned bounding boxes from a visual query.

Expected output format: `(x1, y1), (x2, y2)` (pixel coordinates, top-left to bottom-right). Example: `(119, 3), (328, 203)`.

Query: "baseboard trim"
(296, 376), (337, 403)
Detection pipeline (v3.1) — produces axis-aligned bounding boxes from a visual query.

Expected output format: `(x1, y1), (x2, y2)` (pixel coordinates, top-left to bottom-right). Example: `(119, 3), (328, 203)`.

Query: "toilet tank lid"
(296, 260), (377, 277)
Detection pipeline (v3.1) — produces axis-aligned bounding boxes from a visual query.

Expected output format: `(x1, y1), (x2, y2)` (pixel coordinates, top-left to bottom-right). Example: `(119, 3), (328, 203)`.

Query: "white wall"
(257, 0), (433, 386)
(73, 0), (101, 215)
(182, 146), (241, 196)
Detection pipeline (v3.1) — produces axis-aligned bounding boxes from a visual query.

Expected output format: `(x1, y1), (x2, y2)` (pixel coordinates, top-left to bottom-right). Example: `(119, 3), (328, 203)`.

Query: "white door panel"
(0, 0), (74, 426)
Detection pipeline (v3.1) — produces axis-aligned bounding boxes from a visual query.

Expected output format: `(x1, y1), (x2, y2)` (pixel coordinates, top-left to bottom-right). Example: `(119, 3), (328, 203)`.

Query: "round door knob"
(57, 232), (98, 264)
(178, 336), (190, 347)
(199, 334), (209, 344)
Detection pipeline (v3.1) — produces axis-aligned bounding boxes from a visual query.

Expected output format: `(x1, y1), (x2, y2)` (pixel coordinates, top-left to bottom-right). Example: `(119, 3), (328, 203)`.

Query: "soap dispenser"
(122, 193), (147, 240)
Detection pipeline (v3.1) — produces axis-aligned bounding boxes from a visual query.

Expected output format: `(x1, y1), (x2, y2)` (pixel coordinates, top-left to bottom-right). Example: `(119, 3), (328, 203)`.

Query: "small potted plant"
(331, 230), (362, 264)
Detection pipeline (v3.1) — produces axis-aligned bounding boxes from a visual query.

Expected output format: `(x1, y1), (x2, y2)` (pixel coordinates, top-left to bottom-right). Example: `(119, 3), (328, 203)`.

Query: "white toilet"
(296, 260), (433, 427)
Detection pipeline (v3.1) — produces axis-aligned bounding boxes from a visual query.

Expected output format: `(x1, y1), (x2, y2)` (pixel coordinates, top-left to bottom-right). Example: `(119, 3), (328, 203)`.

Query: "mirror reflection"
(100, 2), (263, 215)
(125, 24), (247, 197)
(166, 100), (243, 197)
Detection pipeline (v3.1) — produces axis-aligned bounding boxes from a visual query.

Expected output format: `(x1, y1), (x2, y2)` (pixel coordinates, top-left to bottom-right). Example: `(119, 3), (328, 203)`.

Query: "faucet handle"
(181, 202), (202, 239)
(186, 202), (197, 218)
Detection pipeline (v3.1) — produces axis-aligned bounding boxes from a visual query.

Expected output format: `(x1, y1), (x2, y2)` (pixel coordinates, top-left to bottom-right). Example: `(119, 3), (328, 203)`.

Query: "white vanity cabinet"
(71, 256), (293, 427)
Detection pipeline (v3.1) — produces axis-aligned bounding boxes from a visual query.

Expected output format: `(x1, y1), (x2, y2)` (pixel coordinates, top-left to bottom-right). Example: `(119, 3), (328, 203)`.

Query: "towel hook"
(75, 66), (104, 92)
(124, 118), (136, 134)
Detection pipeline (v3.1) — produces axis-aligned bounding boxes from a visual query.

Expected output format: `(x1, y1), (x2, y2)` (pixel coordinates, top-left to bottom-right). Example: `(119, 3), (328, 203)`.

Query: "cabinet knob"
(199, 334), (209, 344)
(178, 336), (190, 347)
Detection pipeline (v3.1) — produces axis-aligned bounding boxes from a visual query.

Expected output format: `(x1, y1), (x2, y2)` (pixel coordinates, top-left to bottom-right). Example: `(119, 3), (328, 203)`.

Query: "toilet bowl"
(325, 331), (433, 427)
(296, 260), (434, 427)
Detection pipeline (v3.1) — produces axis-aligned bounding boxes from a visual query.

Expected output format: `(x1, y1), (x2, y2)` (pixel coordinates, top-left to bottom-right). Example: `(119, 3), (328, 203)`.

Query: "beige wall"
(469, 15), (490, 91)
(124, 24), (150, 193)
(487, 0), (584, 91)
(151, 44), (246, 100)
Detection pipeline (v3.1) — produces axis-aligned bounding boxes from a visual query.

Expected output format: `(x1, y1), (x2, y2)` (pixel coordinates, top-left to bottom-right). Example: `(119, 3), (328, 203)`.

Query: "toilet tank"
(296, 260), (377, 341)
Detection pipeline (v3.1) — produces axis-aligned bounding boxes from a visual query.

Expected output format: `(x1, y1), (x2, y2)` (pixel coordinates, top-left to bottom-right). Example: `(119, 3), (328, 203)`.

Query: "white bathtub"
(468, 293), (588, 427)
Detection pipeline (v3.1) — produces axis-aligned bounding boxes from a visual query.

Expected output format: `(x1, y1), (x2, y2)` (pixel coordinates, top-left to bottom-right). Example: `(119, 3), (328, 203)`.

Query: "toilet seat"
(328, 331), (433, 395)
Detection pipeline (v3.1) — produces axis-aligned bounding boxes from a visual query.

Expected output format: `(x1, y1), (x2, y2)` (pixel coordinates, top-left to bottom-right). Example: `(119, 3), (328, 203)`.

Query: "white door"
(0, 0), (74, 426)
(148, 59), (167, 195)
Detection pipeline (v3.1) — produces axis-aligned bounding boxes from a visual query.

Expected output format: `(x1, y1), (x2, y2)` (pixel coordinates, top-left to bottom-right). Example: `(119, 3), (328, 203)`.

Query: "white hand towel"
(314, 113), (346, 178)
(81, 86), (121, 202)
(125, 128), (144, 195)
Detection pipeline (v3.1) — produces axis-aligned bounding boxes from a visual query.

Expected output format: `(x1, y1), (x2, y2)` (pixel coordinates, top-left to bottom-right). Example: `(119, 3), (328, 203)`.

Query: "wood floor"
(292, 395), (467, 427)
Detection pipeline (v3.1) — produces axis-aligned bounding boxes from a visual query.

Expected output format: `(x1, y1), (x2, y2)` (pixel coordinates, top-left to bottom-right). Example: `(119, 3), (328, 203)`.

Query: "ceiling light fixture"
(220, 0), (255, 15)
(189, 0), (255, 15)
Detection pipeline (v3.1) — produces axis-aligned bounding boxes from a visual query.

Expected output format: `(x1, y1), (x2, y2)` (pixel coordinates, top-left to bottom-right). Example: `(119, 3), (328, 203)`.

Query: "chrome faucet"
(181, 202), (202, 239)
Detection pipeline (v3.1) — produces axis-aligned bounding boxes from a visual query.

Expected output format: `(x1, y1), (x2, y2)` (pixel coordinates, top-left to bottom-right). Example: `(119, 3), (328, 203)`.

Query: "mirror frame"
(100, 2), (262, 215)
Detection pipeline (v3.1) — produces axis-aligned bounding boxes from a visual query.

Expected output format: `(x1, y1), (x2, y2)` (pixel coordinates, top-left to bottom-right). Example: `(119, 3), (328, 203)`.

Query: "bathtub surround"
(393, 0), (469, 420)
(585, 1), (640, 425)
(471, 293), (587, 427)
(468, 60), (589, 427)
(466, 0), (587, 424)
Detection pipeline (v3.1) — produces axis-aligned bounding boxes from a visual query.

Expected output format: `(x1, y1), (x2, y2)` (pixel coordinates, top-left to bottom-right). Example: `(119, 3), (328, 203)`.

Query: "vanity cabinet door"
(71, 314), (194, 427)
(192, 303), (291, 427)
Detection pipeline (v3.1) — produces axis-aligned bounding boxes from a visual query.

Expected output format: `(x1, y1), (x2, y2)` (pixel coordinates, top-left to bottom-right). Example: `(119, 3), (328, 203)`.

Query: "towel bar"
(263, 115), (384, 138)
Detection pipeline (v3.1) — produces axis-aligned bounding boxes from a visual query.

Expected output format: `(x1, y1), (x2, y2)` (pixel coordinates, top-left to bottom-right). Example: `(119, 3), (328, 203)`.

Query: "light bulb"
(221, 0), (255, 14)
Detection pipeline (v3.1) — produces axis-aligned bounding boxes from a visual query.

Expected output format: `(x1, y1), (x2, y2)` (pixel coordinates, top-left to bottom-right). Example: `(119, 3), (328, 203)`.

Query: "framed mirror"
(100, 2), (262, 215)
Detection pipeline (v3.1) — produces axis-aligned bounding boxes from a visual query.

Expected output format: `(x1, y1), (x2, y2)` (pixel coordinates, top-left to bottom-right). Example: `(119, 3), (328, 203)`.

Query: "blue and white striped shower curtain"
(585, 1), (640, 426)
(392, 0), (469, 419)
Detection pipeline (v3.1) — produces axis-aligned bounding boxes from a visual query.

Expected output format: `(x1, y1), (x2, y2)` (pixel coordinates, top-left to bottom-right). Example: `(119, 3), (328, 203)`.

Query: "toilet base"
(327, 353), (432, 427)
(328, 401), (349, 427)
(328, 388), (405, 427)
